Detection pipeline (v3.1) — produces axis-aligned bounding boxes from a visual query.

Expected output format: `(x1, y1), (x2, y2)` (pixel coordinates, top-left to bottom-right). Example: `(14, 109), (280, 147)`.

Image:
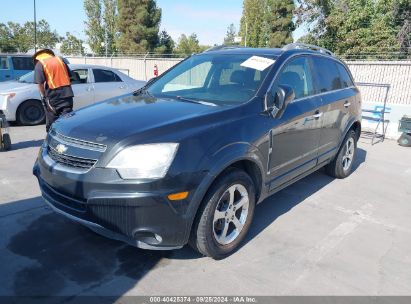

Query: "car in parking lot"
(0, 54), (34, 82)
(33, 44), (362, 259)
(0, 64), (145, 125)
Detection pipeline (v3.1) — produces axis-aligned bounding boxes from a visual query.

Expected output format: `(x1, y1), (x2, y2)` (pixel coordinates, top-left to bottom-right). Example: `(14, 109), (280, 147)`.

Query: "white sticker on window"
(240, 56), (275, 71)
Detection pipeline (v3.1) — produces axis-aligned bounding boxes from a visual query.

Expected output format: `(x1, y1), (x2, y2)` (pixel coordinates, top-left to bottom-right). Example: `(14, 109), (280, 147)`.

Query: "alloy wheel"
(342, 137), (355, 171)
(212, 184), (249, 245)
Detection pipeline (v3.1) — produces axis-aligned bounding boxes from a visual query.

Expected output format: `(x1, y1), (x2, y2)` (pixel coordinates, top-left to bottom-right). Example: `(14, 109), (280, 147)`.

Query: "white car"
(0, 64), (146, 125)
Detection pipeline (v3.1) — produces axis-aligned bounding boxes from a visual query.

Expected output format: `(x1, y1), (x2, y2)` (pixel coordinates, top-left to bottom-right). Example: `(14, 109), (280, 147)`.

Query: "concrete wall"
(67, 56), (411, 139)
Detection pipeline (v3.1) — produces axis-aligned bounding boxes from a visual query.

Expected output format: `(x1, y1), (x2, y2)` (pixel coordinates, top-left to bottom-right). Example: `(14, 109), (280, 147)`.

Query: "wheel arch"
(186, 155), (264, 244)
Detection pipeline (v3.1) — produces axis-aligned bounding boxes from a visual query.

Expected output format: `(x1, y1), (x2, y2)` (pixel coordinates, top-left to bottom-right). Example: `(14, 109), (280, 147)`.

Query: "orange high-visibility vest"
(38, 56), (71, 89)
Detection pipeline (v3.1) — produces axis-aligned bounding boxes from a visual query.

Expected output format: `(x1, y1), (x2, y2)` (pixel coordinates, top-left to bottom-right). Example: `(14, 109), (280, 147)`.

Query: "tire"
(190, 168), (256, 259)
(17, 100), (45, 126)
(326, 130), (357, 179)
(398, 133), (411, 147)
(1, 133), (11, 151)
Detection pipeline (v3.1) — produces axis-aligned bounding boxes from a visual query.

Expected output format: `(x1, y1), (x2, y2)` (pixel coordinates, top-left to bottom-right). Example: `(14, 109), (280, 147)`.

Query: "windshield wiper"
(176, 96), (217, 107)
(133, 87), (154, 97)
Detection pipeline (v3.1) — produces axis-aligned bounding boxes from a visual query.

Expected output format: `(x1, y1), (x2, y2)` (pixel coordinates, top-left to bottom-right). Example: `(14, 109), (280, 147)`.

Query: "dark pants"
(45, 97), (73, 132)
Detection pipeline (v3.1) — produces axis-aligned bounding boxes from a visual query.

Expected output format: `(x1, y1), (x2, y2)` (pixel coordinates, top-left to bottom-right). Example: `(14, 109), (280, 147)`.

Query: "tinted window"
(71, 69), (89, 84)
(274, 56), (315, 100)
(11, 57), (34, 70)
(0, 56), (9, 69)
(312, 57), (342, 93)
(337, 63), (354, 88)
(93, 69), (122, 83)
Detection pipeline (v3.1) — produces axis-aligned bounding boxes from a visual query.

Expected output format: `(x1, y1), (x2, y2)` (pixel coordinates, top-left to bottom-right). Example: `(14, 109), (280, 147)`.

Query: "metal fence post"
(144, 52), (149, 81)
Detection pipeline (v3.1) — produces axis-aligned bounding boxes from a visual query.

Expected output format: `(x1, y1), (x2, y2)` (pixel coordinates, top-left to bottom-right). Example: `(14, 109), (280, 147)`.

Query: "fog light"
(167, 191), (189, 201)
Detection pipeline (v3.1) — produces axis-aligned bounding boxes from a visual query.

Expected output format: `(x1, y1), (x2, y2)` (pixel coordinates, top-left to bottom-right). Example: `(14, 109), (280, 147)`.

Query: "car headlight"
(106, 143), (179, 179)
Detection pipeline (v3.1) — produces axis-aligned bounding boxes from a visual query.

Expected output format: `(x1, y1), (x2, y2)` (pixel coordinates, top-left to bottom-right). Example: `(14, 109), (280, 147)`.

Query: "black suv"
(33, 44), (361, 259)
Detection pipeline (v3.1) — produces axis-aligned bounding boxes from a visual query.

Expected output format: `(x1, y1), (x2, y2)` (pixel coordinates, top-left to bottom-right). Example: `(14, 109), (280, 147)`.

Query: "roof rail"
(203, 45), (244, 53)
(282, 43), (334, 56)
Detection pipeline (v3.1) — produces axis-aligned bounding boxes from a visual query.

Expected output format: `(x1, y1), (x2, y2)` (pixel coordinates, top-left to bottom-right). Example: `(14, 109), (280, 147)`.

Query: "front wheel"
(326, 130), (357, 178)
(190, 168), (256, 259)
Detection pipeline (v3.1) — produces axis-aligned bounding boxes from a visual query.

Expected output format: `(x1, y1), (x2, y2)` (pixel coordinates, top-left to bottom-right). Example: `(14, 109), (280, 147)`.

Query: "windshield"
(147, 53), (276, 106)
(18, 71), (35, 83)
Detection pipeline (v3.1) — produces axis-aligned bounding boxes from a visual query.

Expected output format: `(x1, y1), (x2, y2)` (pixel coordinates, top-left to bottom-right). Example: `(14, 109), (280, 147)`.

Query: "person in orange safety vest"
(33, 49), (74, 132)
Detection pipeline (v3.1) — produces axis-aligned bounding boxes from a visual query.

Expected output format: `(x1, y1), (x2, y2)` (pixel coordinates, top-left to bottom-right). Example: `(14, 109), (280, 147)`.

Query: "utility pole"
(245, 22), (248, 47)
(34, 0), (37, 52)
(105, 27), (108, 57)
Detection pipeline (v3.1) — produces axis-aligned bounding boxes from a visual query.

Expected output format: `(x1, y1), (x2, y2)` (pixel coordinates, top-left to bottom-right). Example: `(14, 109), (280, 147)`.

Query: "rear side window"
(0, 56), (9, 69)
(337, 63), (354, 88)
(312, 57), (342, 93)
(275, 56), (315, 99)
(11, 57), (34, 70)
(93, 69), (122, 83)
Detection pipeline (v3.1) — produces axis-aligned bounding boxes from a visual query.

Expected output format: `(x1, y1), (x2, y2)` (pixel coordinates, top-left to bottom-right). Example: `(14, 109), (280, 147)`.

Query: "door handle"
(119, 85), (126, 89)
(344, 101), (351, 108)
(5, 75), (10, 78)
(313, 111), (323, 119)
(86, 87), (93, 92)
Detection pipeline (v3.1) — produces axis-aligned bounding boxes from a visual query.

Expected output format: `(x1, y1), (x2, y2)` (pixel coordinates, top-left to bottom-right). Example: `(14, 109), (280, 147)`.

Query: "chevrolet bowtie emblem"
(56, 144), (68, 154)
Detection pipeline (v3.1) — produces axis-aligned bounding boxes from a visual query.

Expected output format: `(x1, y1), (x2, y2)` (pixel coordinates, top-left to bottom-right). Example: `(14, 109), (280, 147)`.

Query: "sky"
(0, 0), (305, 46)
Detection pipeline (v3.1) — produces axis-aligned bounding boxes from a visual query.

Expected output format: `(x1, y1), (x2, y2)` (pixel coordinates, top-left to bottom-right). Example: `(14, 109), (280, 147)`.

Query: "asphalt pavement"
(0, 125), (410, 298)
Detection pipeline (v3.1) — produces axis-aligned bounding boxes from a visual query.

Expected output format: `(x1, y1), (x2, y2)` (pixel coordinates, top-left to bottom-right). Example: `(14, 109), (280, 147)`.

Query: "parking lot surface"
(0, 125), (410, 297)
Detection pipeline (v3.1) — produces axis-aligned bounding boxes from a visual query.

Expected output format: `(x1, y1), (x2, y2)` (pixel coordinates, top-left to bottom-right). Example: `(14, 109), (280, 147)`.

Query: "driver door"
(267, 56), (323, 190)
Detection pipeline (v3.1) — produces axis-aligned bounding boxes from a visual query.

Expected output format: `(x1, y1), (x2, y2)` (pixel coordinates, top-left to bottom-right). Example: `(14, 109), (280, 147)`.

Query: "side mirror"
(265, 84), (295, 118)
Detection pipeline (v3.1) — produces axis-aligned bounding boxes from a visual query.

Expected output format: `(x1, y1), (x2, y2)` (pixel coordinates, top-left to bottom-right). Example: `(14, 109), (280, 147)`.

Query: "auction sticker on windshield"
(240, 56), (275, 71)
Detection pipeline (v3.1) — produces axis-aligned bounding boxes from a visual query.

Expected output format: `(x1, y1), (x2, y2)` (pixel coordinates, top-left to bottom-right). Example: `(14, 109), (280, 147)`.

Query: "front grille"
(47, 146), (97, 169)
(50, 129), (107, 152)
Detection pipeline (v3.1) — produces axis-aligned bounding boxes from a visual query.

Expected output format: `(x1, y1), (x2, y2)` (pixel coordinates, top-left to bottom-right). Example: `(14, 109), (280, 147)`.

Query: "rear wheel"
(190, 168), (255, 259)
(326, 130), (357, 178)
(17, 100), (45, 126)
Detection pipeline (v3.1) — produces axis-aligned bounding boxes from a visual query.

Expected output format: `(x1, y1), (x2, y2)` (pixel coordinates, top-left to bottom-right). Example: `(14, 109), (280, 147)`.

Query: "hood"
(0, 81), (35, 93)
(54, 94), (226, 146)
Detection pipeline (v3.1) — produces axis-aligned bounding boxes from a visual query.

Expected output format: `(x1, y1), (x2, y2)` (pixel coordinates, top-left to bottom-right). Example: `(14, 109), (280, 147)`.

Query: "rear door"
(0, 56), (12, 81)
(92, 69), (127, 102)
(71, 68), (94, 110)
(311, 56), (357, 163)
(267, 56), (323, 190)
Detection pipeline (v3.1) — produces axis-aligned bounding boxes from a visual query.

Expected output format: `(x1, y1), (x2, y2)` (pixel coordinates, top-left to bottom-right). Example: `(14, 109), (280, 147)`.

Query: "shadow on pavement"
(10, 139), (44, 151)
(243, 147), (367, 248)
(2, 149), (366, 299)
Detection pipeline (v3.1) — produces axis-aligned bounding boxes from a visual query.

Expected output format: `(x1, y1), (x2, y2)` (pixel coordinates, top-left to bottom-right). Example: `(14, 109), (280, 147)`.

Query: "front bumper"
(33, 146), (205, 249)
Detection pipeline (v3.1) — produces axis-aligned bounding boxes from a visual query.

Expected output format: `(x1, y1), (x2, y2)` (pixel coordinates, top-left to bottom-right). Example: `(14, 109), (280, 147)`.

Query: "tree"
(267, 0), (295, 47)
(4, 20), (59, 53)
(60, 32), (85, 55)
(103, 0), (117, 54)
(239, 0), (295, 47)
(224, 23), (237, 45)
(0, 23), (17, 52)
(295, 0), (409, 58)
(117, 0), (162, 54)
(84, 0), (104, 55)
(239, 0), (267, 47)
(155, 30), (175, 54)
(175, 33), (201, 56)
